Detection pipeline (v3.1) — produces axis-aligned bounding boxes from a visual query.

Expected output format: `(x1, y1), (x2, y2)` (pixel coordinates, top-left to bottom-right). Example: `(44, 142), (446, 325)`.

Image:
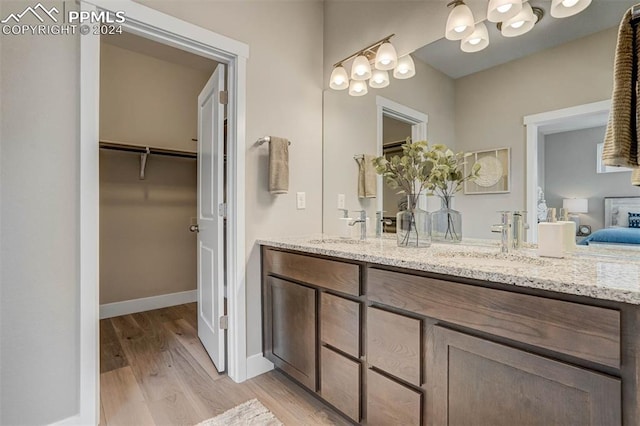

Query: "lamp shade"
(351, 54), (372, 80)
(348, 79), (368, 96)
(461, 22), (489, 53)
(369, 69), (390, 88)
(329, 65), (349, 90)
(550, 0), (591, 18)
(563, 198), (588, 213)
(445, 1), (475, 40)
(501, 2), (536, 37)
(375, 42), (398, 70)
(393, 55), (416, 79)
(487, 0), (522, 23)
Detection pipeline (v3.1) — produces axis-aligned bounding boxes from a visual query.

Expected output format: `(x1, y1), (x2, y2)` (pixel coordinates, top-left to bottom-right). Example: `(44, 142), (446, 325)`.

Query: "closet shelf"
(99, 140), (197, 159)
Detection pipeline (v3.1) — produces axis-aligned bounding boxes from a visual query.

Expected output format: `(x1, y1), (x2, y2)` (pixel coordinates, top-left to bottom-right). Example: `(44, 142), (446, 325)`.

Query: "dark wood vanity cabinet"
(262, 246), (638, 426)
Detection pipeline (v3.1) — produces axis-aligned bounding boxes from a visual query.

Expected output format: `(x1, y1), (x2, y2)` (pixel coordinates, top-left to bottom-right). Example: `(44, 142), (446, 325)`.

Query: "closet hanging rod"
(383, 137), (412, 149)
(99, 141), (197, 159)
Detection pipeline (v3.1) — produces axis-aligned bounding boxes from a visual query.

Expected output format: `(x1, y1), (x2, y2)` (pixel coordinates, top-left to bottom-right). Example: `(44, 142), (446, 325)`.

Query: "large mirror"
(322, 0), (640, 242)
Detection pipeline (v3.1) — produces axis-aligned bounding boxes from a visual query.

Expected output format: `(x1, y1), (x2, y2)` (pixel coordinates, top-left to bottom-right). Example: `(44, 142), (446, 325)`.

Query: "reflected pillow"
(629, 212), (640, 228)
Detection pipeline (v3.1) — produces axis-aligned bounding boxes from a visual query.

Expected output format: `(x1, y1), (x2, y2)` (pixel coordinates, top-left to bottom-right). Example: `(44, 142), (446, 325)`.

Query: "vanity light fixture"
(329, 34), (415, 97)
(445, 0), (476, 40)
(550, 0), (592, 18)
(487, 0), (522, 22)
(461, 22), (490, 52)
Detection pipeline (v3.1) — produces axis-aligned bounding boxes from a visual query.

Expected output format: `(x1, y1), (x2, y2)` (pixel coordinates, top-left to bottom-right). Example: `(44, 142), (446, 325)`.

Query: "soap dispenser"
(558, 208), (576, 254)
(538, 208), (565, 258)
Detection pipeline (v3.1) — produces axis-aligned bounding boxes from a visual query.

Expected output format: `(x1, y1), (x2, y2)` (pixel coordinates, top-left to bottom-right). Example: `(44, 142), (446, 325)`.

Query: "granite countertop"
(258, 235), (640, 305)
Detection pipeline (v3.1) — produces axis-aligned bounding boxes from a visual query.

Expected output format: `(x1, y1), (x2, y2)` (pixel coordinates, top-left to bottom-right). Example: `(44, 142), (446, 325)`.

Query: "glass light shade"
(445, 2), (475, 40)
(369, 70), (389, 88)
(461, 22), (489, 53)
(348, 79), (368, 96)
(374, 42), (398, 70)
(487, 0), (522, 22)
(550, 0), (591, 18)
(563, 198), (588, 213)
(393, 55), (416, 79)
(351, 54), (372, 80)
(329, 65), (349, 90)
(501, 2), (536, 37)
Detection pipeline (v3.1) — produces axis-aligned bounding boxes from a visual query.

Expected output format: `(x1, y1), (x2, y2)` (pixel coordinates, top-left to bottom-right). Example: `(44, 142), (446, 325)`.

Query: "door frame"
(79, 1), (249, 424)
(523, 99), (610, 243)
(376, 96), (429, 213)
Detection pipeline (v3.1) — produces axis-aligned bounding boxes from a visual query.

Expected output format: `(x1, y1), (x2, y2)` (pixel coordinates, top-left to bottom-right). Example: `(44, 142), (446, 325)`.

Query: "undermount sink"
(307, 238), (369, 245)
(433, 250), (551, 267)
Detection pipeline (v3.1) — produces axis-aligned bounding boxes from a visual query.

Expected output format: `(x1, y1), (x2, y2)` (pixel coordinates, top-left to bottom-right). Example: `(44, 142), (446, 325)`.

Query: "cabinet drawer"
(320, 346), (361, 422)
(367, 369), (422, 426)
(367, 307), (421, 386)
(264, 249), (360, 296)
(321, 293), (360, 358)
(368, 268), (620, 368)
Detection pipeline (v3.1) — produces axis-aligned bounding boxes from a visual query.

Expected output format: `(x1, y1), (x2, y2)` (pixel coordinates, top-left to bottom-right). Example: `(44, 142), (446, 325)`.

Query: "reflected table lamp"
(562, 198), (588, 229)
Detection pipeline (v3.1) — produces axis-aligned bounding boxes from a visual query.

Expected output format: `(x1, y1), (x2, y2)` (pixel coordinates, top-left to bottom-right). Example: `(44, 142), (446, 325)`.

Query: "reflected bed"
(579, 197), (640, 246)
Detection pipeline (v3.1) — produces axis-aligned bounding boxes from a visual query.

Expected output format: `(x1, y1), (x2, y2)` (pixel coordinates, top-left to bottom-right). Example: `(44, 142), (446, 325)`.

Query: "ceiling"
(413, 0), (636, 79)
(101, 31), (219, 73)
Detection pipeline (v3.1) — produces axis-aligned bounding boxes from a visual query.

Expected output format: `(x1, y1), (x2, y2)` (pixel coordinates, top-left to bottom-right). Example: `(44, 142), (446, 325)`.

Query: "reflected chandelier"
(329, 34), (415, 97)
(446, 0), (592, 53)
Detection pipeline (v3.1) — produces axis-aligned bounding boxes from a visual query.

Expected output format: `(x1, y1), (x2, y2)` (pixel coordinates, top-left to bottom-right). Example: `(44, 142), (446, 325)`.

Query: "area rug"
(195, 399), (284, 426)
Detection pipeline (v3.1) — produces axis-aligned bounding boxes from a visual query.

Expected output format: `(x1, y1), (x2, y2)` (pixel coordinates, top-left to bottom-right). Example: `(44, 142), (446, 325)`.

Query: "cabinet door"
(427, 326), (621, 426)
(264, 276), (317, 390)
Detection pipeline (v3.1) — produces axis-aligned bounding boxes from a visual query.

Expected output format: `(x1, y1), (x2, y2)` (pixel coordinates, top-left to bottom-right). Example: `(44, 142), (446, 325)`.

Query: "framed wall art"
(464, 147), (510, 194)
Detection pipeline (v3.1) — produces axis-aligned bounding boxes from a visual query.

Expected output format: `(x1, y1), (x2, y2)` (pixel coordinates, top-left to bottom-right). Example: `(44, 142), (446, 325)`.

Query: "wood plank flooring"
(100, 303), (349, 426)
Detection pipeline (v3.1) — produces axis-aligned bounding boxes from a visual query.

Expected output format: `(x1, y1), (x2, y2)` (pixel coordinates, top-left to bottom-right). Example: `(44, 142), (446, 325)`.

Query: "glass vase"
(431, 196), (462, 243)
(396, 195), (431, 248)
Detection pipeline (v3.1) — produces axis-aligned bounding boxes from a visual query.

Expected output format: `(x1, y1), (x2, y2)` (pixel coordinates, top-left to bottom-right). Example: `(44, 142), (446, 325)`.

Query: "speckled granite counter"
(258, 235), (640, 305)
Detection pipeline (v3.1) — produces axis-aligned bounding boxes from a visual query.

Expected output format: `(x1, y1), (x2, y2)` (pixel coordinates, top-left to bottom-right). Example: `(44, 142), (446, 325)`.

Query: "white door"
(196, 64), (226, 372)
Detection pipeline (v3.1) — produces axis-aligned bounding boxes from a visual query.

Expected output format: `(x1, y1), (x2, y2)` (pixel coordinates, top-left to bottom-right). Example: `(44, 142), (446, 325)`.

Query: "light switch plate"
(337, 194), (345, 209)
(296, 192), (306, 209)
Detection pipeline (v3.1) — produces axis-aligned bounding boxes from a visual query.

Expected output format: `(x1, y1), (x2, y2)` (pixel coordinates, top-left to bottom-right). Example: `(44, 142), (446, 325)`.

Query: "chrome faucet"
(491, 211), (513, 253)
(349, 210), (367, 240)
(376, 210), (393, 237)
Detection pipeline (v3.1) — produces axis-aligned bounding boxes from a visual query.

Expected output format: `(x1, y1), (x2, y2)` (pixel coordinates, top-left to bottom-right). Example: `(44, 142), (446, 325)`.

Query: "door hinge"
(219, 315), (228, 330)
(218, 203), (227, 218)
(219, 91), (228, 105)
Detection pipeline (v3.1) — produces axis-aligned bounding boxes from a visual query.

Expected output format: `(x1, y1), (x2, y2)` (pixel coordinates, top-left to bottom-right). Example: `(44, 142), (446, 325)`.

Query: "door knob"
(189, 224), (199, 233)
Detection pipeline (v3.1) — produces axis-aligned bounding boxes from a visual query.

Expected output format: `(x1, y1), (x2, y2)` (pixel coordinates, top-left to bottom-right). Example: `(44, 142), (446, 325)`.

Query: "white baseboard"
(246, 353), (274, 379)
(100, 289), (197, 319)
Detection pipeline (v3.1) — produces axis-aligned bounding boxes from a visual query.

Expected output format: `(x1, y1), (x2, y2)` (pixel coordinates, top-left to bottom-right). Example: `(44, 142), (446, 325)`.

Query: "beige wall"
(137, 0), (325, 357)
(99, 151), (197, 304)
(455, 28), (617, 238)
(100, 41), (213, 152)
(1, 1), (79, 423)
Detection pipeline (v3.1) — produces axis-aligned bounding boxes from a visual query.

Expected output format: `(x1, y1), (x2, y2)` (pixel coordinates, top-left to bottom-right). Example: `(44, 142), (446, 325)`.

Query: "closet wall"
(99, 36), (216, 305)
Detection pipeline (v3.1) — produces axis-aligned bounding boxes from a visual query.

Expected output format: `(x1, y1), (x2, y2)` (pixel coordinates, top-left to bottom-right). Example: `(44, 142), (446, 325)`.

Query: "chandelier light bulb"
(374, 42), (398, 70)
(550, 0), (591, 18)
(461, 22), (489, 53)
(351, 54), (372, 80)
(445, 1), (475, 40)
(348, 79), (368, 96)
(487, 0), (522, 23)
(501, 2), (537, 37)
(393, 55), (416, 79)
(369, 69), (390, 88)
(329, 65), (349, 90)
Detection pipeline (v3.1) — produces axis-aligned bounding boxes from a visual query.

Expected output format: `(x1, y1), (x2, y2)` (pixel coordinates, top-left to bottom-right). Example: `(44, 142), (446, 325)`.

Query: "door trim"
(79, 1), (249, 424)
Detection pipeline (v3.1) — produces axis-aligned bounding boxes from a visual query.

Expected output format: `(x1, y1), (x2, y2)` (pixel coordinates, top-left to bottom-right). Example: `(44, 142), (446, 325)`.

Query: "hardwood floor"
(100, 303), (349, 426)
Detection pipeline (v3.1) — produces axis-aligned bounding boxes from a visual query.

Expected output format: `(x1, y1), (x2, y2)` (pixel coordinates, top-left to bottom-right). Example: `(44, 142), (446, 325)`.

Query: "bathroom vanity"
(260, 237), (640, 425)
